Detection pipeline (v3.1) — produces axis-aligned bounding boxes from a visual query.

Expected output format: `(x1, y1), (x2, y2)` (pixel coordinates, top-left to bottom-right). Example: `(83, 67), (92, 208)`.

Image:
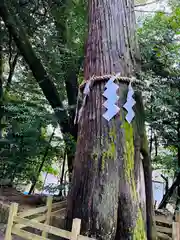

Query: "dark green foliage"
(138, 3), (180, 177)
(138, 8), (180, 77)
(0, 0), (87, 187)
(0, 83), (63, 184)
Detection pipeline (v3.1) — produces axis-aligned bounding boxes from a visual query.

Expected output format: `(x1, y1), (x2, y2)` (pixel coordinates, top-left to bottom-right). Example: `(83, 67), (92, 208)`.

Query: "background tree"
(0, 0), (87, 179)
(0, 0), (87, 188)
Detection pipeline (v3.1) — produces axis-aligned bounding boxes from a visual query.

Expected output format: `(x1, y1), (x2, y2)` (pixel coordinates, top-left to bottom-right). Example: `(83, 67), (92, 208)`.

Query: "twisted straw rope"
(75, 74), (142, 124)
(79, 74), (143, 89)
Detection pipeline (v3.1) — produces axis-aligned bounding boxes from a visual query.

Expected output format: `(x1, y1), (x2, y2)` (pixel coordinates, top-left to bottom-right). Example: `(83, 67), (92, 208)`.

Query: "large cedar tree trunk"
(67, 0), (155, 239)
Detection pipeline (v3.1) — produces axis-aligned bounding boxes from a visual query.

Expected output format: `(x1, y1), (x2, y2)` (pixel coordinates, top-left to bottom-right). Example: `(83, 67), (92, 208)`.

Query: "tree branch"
(159, 173), (180, 209)
(135, 9), (170, 14)
(135, 0), (159, 7)
(5, 53), (19, 92)
(161, 174), (169, 193)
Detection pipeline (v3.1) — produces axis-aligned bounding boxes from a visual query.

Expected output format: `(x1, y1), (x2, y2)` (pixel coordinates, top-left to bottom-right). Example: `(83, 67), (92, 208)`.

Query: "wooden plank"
(5, 202), (19, 240)
(174, 212), (180, 240)
(51, 207), (66, 216)
(14, 214), (46, 229)
(18, 206), (47, 218)
(157, 232), (172, 240)
(71, 218), (81, 240)
(32, 215), (46, 222)
(155, 215), (172, 225)
(172, 222), (180, 240)
(175, 212), (180, 223)
(52, 201), (67, 209)
(14, 216), (71, 239)
(42, 196), (53, 238)
(157, 225), (172, 234)
(12, 227), (50, 240)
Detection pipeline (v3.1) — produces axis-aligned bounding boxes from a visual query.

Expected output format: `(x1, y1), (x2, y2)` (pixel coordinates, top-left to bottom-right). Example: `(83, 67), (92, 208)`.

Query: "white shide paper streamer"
(77, 81), (91, 122)
(102, 73), (121, 121)
(123, 82), (136, 123)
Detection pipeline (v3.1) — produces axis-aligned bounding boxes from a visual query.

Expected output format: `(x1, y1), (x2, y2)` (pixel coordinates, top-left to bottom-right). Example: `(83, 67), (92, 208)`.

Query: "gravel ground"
(0, 224), (23, 240)
(0, 233), (23, 240)
(0, 232), (4, 240)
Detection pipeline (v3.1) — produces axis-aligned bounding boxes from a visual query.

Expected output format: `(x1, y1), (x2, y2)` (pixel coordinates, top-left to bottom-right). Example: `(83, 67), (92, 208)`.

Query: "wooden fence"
(155, 212), (180, 240)
(6, 196), (180, 240)
(5, 196), (95, 240)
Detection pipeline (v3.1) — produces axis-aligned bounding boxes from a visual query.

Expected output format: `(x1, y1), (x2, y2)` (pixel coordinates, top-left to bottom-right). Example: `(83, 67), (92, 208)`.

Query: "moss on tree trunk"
(67, 0), (156, 239)
(67, 82), (148, 239)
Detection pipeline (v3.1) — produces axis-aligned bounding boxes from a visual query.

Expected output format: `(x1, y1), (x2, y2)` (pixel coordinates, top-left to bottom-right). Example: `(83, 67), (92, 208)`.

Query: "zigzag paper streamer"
(123, 82), (136, 123)
(83, 81), (91, 95)
(102, 73), (121, 121)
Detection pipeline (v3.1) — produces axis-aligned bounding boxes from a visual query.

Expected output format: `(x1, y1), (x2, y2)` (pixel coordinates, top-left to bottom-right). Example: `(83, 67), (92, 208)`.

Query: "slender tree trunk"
(149, 95), (153, 158)
(159, 172), (180, 209)
(149, 130), (153, 158)
(67, 0), (154, 239)
(0, 22), (3, 138)
(41, 172), (48, 193)
(161, 175), (169, 195)
(5, 52), (18, 92)
(175, 113), (180, 211)
(154, 134), (158, 157)
(28, 129), (55, 195)
(59, 151), (66, 197)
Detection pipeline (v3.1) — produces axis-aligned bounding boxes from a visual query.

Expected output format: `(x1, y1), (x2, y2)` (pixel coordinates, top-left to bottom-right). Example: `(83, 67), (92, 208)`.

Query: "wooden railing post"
(173, 212), (180, 240)
(71, 218), (81, 240)
(42, 195), (53, 238)
(5, 202), (18, 240)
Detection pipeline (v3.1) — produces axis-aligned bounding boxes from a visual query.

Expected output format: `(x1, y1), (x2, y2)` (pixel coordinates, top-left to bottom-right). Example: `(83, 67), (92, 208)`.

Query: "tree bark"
(67, 0), (153, 239)
(135, 92), (156, 240)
